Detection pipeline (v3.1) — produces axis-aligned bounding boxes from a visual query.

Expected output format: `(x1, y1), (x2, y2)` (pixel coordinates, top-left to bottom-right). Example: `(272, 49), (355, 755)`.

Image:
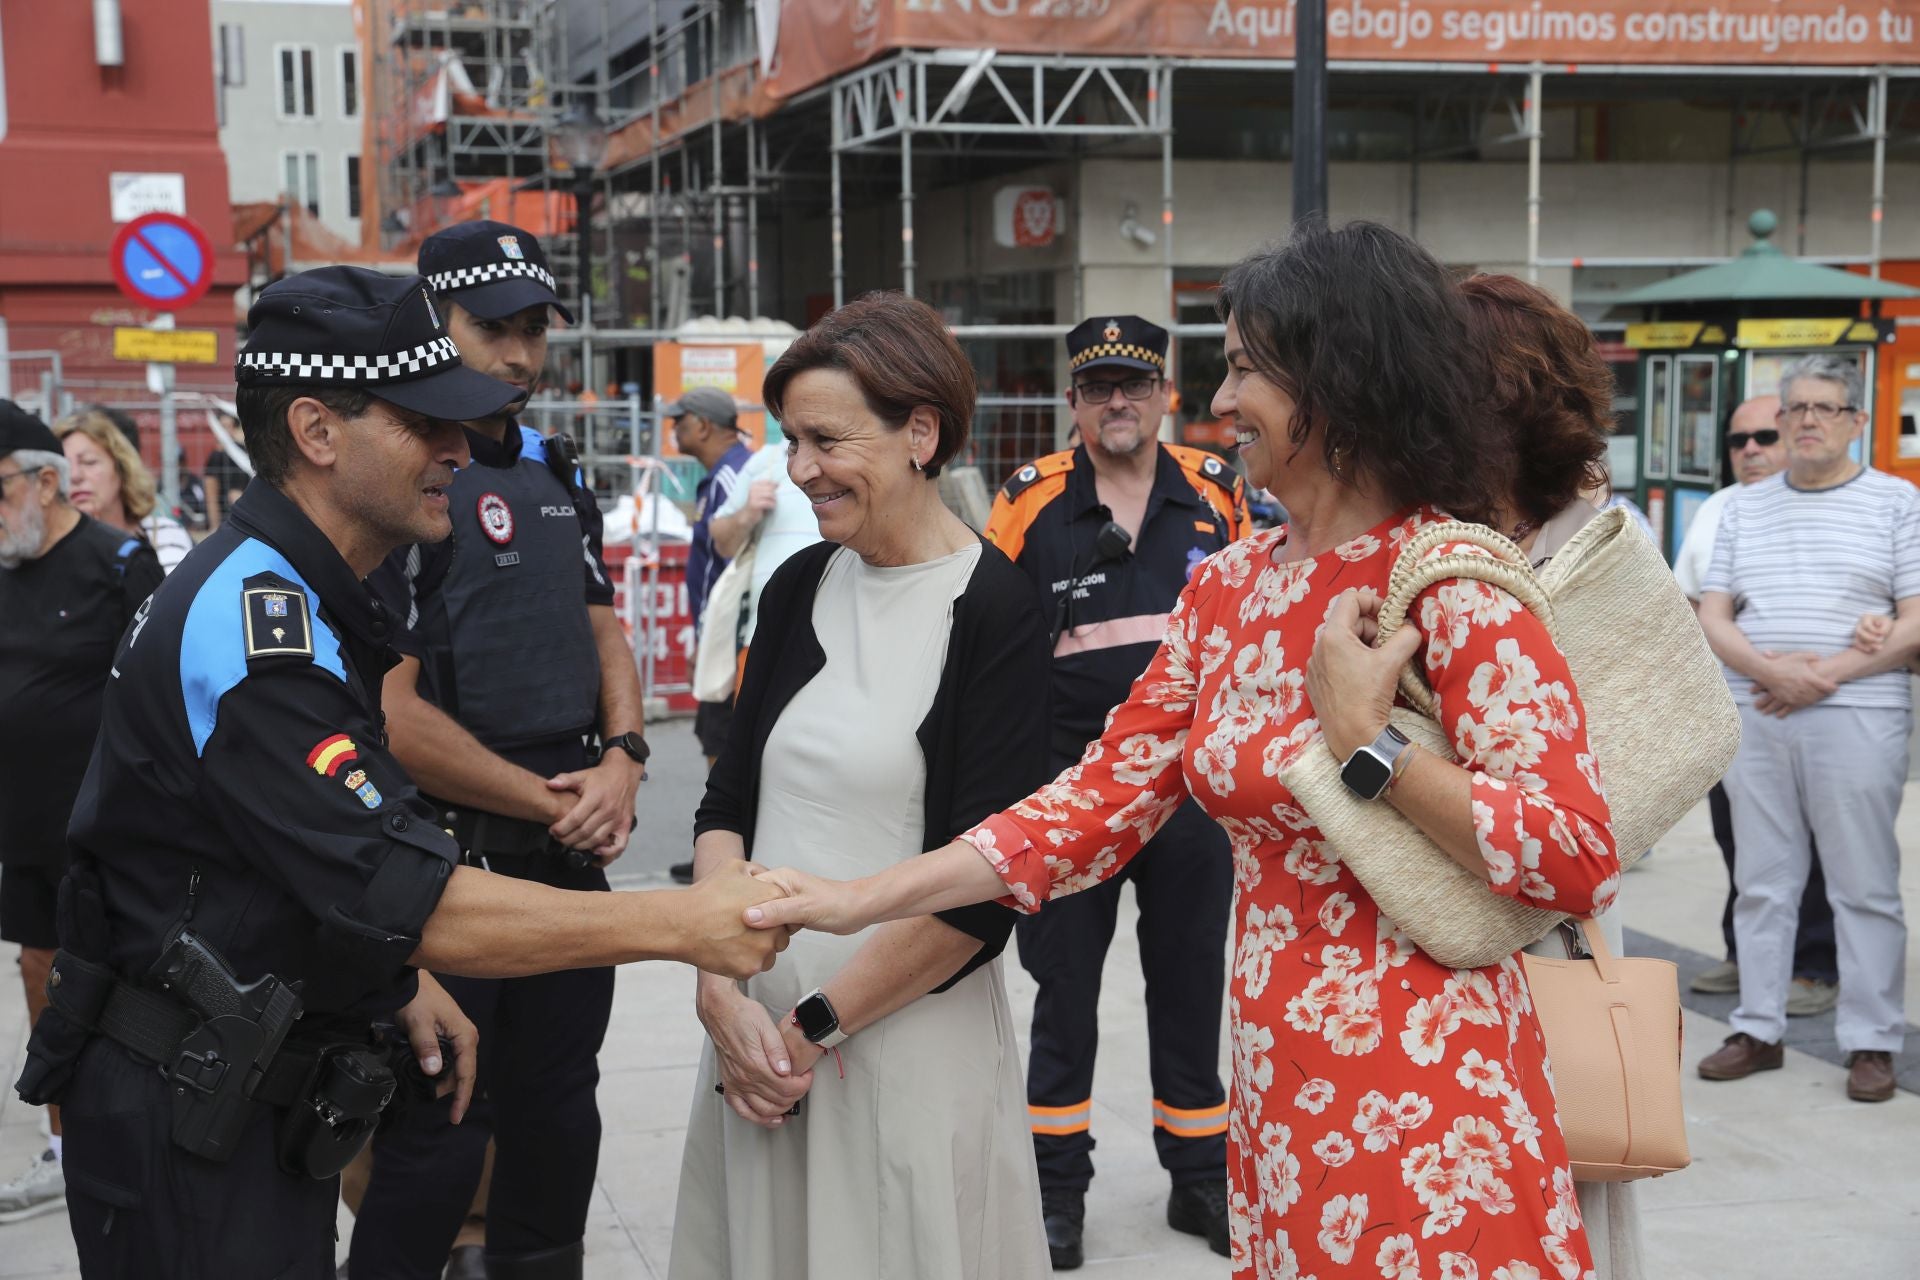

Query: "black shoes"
(1040, 1187), (1085, 1271)
(1167, 1178), (1231, 1258)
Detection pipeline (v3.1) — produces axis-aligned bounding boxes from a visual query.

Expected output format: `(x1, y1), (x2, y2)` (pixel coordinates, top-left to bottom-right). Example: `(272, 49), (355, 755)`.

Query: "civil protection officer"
(349, 221), (642, 1280)
(984, 316), (1246, 1268)
(15, 266), (786, 1280)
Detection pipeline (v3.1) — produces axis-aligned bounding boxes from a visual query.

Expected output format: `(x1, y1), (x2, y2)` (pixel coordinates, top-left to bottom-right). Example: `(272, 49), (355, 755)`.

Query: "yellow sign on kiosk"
(1625, 322), (1705, 350)
(1735, 318), (1853, 349)
(112, 327), (220, 364)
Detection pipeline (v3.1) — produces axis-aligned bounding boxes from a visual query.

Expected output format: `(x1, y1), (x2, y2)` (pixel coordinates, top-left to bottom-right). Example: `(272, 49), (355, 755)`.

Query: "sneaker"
(0, 1150), (64, 1223)
(1690, 959), (1740, 995)
(1785, 977), (1839, 1017)
(1167, 1178), (1230, 1258)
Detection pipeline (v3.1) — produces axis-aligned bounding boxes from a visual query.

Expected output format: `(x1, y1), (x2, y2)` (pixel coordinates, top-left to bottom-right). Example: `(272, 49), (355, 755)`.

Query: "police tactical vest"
(436, 426), (600, 748)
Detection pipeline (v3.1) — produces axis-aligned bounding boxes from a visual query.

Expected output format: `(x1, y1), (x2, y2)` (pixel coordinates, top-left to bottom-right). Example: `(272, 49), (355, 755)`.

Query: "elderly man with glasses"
(983, 315), (1251, 1267)
(0, 402), (163, 1221)
(1696, 354), (1920, 1103)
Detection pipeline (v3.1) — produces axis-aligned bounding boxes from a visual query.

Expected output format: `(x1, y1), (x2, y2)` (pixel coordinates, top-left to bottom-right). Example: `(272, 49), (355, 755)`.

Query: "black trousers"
(63, 1036), (340, 1279)
(1708, 781), (1838, 983)
(1015, 797), (1231, 1193)
(348, 860), (614, 1279)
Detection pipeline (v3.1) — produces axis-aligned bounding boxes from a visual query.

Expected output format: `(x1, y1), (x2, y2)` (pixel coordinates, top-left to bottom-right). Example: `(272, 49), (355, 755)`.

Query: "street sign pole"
(1292, 0), (1329, 227)
(108, 212), (217, 516)
(146, 314), (179, 511)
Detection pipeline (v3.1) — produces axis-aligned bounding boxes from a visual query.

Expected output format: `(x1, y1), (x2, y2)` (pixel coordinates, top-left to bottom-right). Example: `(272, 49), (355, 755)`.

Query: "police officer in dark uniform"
(984, 316), (1247, 1269)
(348, 222), (644, 1280)
(16, 266), (786, 1280)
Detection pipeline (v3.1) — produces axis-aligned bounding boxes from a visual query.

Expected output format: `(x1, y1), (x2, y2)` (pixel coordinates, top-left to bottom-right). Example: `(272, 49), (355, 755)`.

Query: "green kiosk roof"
(1614, 211), (1920, 305)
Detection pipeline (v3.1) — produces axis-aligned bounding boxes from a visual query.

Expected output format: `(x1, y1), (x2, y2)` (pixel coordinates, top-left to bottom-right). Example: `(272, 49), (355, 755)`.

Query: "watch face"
(1341, 749), (1394, 800)
(794, 993), (838, 1042)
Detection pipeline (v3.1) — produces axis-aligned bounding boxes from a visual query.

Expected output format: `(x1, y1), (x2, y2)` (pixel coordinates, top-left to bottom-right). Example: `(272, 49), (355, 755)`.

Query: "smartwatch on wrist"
(792, 988), (848, 1049)
(605, 731), (650, 766)
(1339, 724), (1414, 801)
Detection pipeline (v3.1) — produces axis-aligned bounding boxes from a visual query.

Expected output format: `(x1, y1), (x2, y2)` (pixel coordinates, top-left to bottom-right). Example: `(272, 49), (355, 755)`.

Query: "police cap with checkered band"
(235, 265), (522, 421)
(418, 219), (574, 324)
(1066, 314), (1168, 377)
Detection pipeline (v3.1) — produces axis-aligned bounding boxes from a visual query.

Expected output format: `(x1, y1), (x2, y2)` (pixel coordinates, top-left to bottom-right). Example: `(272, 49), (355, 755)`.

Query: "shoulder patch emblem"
(477, 493), (515, 545)
(244, 585), (313, 659)
(998, 452), (1074, 502)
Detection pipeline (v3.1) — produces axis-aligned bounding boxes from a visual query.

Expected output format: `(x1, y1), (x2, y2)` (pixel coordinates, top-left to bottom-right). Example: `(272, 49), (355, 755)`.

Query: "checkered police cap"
(236, 265), (521, 421)
(419, 219), (573, 323)
(1066, 314), (1169, 376)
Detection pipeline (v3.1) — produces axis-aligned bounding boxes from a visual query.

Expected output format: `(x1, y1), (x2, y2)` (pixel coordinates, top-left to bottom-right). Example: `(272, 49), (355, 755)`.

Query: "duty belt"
(442, 805), (592, 870)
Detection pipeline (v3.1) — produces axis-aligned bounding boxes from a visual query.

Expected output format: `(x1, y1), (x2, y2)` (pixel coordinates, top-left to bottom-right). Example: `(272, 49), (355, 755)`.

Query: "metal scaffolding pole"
(900, 118), (916, 296)
(747, 116), (761, 316)
(712, 8), (725, 317)
(1526, 68), (1544, 284)
(1870, 69), (1888, 279)
(1160, 64), (1175, 318)
(649, 0), (662, 330)
(831, 84), (845, 308)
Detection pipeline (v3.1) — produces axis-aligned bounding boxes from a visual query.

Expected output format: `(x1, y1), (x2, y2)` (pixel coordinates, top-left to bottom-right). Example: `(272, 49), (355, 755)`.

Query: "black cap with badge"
(418, 219), (574, 324)
(1066, 314), (1169, 376)
(235, 266), (521, 422)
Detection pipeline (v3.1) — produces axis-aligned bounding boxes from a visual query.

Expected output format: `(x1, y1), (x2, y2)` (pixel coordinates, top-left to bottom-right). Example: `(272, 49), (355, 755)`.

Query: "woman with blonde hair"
(55, 407), (194, 572)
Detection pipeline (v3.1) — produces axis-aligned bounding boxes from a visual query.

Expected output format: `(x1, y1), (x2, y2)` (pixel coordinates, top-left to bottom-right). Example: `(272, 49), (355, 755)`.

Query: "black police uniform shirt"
(985, 443), (1249, 767)
(0, 515), (162, 866)
(65, 481), (460, 1019)
(370, 422), (615, 779)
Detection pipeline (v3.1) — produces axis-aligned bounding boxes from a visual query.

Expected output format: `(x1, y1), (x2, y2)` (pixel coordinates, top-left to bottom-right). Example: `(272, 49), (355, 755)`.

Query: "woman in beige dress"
(669, 293), (1053, 1280)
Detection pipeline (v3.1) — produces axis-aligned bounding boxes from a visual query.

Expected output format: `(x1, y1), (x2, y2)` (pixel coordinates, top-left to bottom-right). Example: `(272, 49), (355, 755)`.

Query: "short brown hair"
(762, 292), (974, 478)
(1459, 274), (1612, 529)
(54, 407), (158, 520)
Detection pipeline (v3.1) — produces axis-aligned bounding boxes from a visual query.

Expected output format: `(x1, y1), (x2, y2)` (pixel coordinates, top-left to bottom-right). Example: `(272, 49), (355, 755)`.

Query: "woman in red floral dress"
(747, 224), (1616, 1280)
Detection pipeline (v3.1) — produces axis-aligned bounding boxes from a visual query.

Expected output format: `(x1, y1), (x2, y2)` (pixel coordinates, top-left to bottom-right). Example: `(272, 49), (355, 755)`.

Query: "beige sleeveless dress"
(669, 544), (1049, 1280)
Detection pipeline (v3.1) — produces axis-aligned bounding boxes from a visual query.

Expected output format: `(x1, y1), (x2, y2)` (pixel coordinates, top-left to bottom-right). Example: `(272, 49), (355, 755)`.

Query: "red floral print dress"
(963, 509), (1617, 1280)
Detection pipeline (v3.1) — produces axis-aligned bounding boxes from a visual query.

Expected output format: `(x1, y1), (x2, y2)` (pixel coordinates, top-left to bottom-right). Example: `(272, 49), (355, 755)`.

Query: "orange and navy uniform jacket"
(985, 442), (1251, 767)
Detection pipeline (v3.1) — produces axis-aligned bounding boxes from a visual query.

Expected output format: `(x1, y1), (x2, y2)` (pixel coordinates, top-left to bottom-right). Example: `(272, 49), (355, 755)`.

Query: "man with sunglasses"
(985, 315), (1249, 1268)
(1674, 395), (1840, 1019)
(1697, 355), (1920, 1104)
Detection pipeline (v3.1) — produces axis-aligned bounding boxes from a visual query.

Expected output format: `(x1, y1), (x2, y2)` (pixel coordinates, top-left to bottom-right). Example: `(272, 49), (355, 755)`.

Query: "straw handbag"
(1279, 507), (1740, 968)
(1521, 918), (1691, 1181)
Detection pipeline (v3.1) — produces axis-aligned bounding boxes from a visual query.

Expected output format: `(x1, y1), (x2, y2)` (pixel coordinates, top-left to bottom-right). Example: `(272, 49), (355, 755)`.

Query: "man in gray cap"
(669, 385), (752, 756)
(16, 266), (787, 1279)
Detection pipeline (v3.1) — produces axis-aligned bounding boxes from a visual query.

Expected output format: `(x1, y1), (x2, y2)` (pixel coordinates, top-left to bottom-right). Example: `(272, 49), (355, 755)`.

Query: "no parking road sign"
(110, 212), (215, 311)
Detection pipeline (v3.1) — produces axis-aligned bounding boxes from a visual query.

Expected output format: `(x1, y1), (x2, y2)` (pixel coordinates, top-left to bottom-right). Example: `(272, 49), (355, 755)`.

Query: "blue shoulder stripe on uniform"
(518, 425), (546, 465)
(178, 538), (348, 756)
(115, 537), (141, 560)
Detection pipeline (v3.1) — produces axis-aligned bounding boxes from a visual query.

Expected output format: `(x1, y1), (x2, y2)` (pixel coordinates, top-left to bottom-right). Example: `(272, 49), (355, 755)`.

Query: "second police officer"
(19, 266), (786, 1280)
(985, 316), (1247, 1269)
(349, 221), (646, 1280)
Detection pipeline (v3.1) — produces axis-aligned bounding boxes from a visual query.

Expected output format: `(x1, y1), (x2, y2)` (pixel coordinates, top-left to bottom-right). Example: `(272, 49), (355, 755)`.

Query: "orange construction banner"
(765, 0), (1920, 99)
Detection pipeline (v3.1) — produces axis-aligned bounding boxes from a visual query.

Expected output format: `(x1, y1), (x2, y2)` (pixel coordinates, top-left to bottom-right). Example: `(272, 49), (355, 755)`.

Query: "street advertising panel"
(653, 342), (768, 457)
(766, 0), (1920, 99)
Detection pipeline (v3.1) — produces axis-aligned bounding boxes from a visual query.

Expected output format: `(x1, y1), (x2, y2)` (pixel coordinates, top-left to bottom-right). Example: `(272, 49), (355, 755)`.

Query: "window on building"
(277, 45), (316, 118)
(345, 155), (362, 220)
(339, 47), (359, 119)
(283, 150), (321, 217)
(219, 25), (244, 86)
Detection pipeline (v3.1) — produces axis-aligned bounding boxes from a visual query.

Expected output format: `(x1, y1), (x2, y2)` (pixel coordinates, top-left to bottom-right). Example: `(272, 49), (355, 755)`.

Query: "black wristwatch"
(604, 731), (650, 766)
(792, 988), (848, 1048)
(1339, 724), (1414, 801)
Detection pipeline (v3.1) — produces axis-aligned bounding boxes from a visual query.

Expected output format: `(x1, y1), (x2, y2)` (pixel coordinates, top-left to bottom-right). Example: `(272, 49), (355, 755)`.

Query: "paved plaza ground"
(0, 718), (1914, 1277)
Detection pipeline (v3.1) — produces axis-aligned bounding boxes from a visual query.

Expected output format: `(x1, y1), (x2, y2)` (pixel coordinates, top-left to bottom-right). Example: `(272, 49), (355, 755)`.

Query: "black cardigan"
(693, 536), (1052, 991)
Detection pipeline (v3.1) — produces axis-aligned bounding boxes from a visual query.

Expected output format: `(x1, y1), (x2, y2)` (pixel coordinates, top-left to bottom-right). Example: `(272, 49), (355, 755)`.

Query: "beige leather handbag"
(1521, 918), (1691, 1181)
(1279, 507), (1740, 968)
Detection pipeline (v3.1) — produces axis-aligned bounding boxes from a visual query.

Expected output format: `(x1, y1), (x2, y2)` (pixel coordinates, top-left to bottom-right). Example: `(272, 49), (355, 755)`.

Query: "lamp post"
(1292, 0), (1328, 225)
(553, 103), (610, 328)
